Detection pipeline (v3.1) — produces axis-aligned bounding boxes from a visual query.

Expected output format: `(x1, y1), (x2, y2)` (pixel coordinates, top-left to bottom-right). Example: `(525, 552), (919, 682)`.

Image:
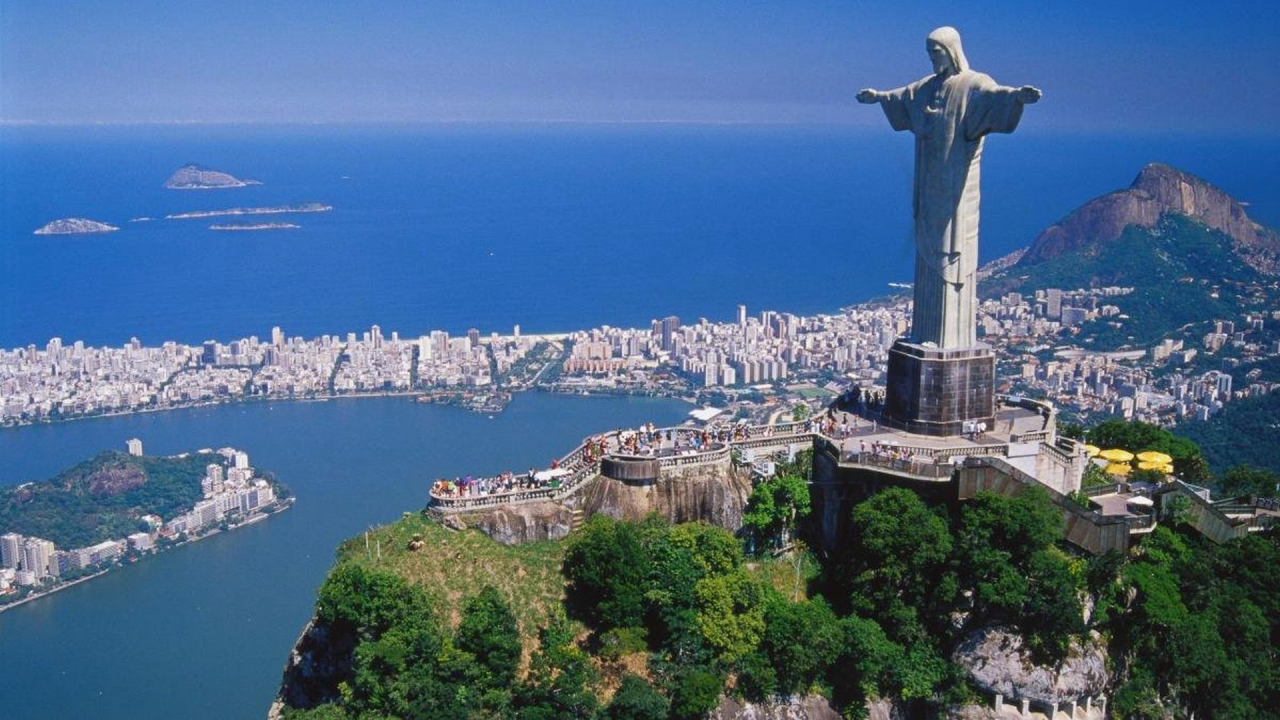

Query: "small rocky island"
(33, 218), (120, 236)
(164, 163), (260, 190)
(167, 203), (332, 220)
(209, 223), (300, 231)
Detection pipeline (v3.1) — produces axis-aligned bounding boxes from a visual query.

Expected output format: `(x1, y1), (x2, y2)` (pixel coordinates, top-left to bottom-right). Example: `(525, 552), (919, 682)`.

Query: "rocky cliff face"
(952, 626), (1108, 706)
(1018, 163), (1279, 274)
(268, 618), (358, 719)
(451, 462), (755, 546)
(458, 501), (575, 545)
(576, 462), (754, 529)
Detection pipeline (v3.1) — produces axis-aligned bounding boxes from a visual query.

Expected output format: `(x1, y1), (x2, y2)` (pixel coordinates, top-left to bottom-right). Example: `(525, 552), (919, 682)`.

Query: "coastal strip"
(0, 446), (293, 611)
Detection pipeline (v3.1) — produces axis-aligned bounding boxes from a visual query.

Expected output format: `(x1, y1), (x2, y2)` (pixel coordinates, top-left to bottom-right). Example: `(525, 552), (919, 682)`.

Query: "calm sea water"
(2, 124), (1277, 348)
(0, 393), (690, 720)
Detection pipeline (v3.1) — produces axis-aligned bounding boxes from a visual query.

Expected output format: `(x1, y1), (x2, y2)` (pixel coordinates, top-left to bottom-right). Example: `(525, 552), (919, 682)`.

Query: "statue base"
(882, 340), (995, 437)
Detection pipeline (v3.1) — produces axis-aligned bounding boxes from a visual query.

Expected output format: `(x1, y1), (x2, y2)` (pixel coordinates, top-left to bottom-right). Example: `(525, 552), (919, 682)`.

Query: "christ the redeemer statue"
(858, 26), (1040, 349)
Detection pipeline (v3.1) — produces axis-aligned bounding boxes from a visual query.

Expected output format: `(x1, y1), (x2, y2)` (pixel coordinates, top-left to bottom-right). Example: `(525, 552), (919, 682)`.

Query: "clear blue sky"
(2, 1), (1276, 131)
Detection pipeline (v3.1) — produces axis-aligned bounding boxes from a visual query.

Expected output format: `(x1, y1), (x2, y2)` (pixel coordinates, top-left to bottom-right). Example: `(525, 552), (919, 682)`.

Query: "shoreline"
(0, 386), (688, 433)
(0, 497), (294, 614)
(0, 569), (110, 614)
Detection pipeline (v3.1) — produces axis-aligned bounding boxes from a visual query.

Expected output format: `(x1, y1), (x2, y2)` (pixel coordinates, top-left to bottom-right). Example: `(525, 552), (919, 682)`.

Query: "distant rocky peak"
(1017, 163), (1278, 273)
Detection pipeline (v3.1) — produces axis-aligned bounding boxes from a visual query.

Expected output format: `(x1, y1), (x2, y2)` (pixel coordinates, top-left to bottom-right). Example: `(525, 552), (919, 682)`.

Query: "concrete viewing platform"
(426, 394), (1086, 513)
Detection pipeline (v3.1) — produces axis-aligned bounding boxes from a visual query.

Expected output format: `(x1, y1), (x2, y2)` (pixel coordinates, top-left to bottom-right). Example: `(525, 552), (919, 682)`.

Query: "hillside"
(983, 164), (1279, 349)
(277, 485), (1280, 720)
(1019, 163), (1280, 273)
(3, 451), (225, 548)
(1176, 391), (1280, 474)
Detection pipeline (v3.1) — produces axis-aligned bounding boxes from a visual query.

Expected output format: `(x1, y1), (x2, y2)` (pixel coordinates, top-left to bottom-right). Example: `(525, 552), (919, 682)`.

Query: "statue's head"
(926, 26), (969, 76)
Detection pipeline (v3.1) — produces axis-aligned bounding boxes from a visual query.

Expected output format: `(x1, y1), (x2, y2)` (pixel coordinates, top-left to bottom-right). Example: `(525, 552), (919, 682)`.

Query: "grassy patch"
(745, 548), (820, 602)
(334, 513), (565, 638)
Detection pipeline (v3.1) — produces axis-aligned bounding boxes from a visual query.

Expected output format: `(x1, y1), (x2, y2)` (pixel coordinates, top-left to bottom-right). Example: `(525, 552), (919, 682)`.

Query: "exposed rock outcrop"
(459, 501), (574, 545)
(952, 626), (1108, 706)
(1019, 163), (1279, 274)
(268, 618), (358, 719)
(712, 695), (842, 720)
(577, 462), (754, 529)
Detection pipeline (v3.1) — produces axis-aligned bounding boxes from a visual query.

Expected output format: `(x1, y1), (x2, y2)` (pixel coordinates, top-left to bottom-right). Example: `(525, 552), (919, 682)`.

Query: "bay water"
(0, 393), (689, 719)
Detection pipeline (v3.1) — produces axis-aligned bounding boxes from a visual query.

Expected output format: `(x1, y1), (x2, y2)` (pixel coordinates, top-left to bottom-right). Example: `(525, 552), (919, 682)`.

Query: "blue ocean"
(3, 124), (1278, 349)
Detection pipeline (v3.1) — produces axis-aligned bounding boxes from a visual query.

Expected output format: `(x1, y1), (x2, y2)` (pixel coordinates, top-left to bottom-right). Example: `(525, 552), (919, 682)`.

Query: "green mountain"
(2, 451), (222, 548)
(982, 164), (1279, 349)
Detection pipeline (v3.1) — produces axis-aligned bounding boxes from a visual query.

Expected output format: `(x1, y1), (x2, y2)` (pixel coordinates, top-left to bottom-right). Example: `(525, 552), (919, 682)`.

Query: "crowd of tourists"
(430, 468), (559, 499)
(430, 414), (852, 502)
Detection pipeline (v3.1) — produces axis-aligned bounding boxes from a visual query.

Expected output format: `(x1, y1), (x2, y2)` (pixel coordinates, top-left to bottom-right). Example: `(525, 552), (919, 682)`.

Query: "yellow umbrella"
(1082, 444), (1101, 458)
(1100, 448), (1135, 462)
(1136, 451), (1173, 464)
(1136, 460), (1166, 472)
(1104, 462), (1133, 476)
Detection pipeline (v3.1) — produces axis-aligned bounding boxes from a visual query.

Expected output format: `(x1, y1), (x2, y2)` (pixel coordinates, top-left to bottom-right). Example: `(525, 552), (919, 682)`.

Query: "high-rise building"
(272, 326), (285, 349)
(660, 316), (681, 352)
(1, 532), (22, 569)
(126, 438), (144, 457)
(201, 341), (218, 366)
(737, 304), (747, 328)
(21, 537), (55, 579)
(467, 328), (481, 347)
(1045, 289), (1063, 319)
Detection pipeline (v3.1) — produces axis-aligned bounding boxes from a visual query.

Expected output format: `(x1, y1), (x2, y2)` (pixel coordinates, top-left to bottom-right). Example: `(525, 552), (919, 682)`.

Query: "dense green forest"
(284, 451), (1279, 719)
(1176, 392), (1280, 475)
(0, 450), (265, 548)
(982, 215), (1269, 349)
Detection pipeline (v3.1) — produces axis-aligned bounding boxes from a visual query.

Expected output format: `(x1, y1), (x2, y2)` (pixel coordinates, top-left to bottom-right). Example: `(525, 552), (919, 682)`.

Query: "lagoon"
(0, 392), (689, 720)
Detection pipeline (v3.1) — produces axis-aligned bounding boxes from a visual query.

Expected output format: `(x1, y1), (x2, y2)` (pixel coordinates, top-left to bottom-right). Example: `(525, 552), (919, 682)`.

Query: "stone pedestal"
(882, 340), (995, 437)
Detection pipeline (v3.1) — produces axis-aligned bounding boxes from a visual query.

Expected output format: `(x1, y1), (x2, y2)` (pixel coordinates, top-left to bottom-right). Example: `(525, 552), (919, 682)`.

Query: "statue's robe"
(879, 69), (1024, 348)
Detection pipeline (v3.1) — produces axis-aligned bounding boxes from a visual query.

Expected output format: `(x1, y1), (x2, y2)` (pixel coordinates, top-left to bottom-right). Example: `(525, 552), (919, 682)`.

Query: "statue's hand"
(1017, 85), (1042, 104)
(856, 89), (881, 104)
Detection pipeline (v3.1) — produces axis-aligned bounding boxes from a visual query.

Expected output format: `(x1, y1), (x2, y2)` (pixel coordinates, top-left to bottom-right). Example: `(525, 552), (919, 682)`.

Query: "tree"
(669, 668), (723, 720)
(516, 611), (599, 719)
(455, 586), (521, 688)
(694, 568), (769, 662)
(606, 674), (669, 720)
(1220, 465), (1280, 498)
(758, 596), (843, 695)
(563, 515), (652, 630)
(742, 474), (811, 551)
(828, 615), (904, 717)
(843, 488), (954, 627)
(317, 564), (436, 639)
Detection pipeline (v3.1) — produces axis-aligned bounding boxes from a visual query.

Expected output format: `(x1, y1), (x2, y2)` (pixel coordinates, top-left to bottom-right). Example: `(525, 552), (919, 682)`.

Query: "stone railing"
(1084, 481), (1128, 497)
(842, 451), (955, 480)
